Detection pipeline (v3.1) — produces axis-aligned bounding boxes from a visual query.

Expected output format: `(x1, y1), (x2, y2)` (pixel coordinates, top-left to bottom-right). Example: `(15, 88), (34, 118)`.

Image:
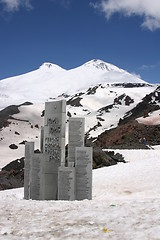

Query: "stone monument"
(24, 100), (92, 201)
(68, 118), (85, 166)
(24, 142), (34, 200)
(75, 147), (92, 200)
(58, 166), (75, 200)
(41, 100), (66, 200)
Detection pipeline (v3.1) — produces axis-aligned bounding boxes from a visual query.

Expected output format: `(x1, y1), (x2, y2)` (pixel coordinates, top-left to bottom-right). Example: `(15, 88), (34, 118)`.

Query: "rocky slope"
(93, 86), (160, 148)
(0, 83), (159, 168)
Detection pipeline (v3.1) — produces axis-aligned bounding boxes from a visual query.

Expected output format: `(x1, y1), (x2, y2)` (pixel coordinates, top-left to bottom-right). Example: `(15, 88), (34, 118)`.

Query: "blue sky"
(0, 0), (160, 84)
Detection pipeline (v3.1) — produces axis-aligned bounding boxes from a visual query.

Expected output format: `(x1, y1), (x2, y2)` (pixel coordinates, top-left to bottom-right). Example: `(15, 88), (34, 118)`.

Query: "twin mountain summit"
(0, 59), (160, 171)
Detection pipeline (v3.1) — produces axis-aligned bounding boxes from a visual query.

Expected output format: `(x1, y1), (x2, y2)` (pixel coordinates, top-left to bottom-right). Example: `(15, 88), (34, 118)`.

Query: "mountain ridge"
(0, 59), (159, 169)
(0, 59), (147, 110)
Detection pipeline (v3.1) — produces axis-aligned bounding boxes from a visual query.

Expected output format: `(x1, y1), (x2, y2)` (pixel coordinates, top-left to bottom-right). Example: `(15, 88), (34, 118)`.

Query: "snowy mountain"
(0, 59), (160, 168)
(0, 59), (146, 110)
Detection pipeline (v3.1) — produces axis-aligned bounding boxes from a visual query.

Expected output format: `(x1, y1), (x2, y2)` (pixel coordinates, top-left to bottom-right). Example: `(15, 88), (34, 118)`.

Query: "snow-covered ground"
(0, 148), (160, 240)
(137, 109), (160, 125)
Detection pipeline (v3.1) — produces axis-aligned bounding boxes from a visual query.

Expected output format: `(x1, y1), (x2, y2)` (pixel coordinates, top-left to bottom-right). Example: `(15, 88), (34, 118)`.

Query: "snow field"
(0, 148), (160, 240)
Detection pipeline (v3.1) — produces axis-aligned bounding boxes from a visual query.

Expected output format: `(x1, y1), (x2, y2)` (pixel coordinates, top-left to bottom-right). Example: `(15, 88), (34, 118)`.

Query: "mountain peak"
(83, 59), (123, 72)
(0, 59), (150, 110)
(39, 62), (65, 71)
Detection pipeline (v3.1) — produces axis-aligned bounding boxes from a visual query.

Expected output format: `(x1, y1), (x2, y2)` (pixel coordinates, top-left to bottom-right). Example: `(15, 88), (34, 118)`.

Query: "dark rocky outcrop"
(9, 144), (18, 149)
(93, 148), (125, 169)
(19, 140), (27, 145)
(0, 102), (33, 129)
(15, 131), (20, 135)
(112, 83), (152, 88)
(114, 94), (134, 106)
(67, 97), (83, 107)
(95, 120), (160, 149)
(0, 149), (41, 191)
(0, 157), (24, 191)
(87, 86), (99, 95)
(93, 86), (160, 149)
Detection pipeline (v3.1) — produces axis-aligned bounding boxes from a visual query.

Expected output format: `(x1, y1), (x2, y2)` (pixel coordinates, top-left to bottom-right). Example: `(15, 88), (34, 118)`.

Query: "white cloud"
(0, 0), (33, 12)
(91, 0), (160, 31)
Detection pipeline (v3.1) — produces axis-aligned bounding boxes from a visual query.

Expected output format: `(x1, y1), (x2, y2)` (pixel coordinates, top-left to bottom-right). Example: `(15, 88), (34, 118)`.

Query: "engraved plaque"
(40, 172), (58, 200)
(58, 167), (75, 200)
(43, 100), (66, 165)
(24, 142), (34, 200)
(75, 147), (92, 200)
(68, 118), (85, 165)
(30, 153), (42, 200)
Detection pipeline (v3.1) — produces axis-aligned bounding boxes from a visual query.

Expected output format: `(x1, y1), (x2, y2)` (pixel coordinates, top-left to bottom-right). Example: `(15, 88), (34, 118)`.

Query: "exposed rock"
(87, 86), (99, 95)
(97, 116), (105, 122)
(67, 97), (83, 107)
(0, 102), (33, 129)
(2, 157), (24, 172)
(41, 110), (45, 117)
(0, 157), (24, 191)
(98, 104), (113, 114)
(86, 121), (102, 137)
(95, 120), (160, 149)
(125, 95), (134, 106)
(9, 144), (18, 149)
(19, 140), (27, 145)
(15, 131), (20, 135)
(114, 94), (134, 106)
(93, 148), (125, 169)
(34, 149), (41, 153)
(112, 83), (151, 88)
(67, 111), (72, 117)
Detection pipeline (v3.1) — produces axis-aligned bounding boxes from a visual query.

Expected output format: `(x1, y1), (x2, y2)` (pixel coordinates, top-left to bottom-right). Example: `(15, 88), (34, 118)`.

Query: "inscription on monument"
(41, 100), (66, 200)
(24, 100), (93, 201)
(58, 167), (75, 201)
(75, 147), (92, 200)
(30, 153), (42, 200)
(68, 118), (85, 164)
(24, 142), (34, 200)
(44, 136), (61, 162)
(47, 117), (61, 134)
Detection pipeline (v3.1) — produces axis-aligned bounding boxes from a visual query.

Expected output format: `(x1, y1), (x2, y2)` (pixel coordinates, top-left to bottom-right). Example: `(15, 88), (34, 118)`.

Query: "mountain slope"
(0, 59), (146, 110)
(0, 83), (158, 168)
(0, 59), (159, 169)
